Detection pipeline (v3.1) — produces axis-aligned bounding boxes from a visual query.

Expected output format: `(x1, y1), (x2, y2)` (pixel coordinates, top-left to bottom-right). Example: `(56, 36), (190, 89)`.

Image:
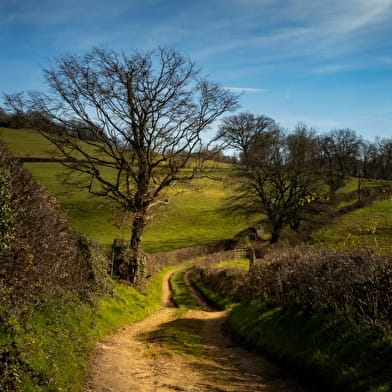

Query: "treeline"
(220, 113), (392, 182)
(0, 105), (100, 141)
(218, 113), (392, 243)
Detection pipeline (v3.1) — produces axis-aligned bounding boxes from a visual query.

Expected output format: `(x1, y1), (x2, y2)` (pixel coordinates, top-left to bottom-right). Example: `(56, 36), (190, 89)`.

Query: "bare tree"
(5, 47), (238, 283)
(318, 129), (360, 195)
(356, 140), (378, 201)
(217, 112), (276, 160)
(377, 138), (392, 180)
(220, 116), (322, 243)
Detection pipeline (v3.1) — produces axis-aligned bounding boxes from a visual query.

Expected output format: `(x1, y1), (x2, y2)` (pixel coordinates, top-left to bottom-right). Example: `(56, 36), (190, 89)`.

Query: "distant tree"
(4, 47), (238, 283)
(377, 138), (392, 180)
(217, 112), (276, 160)
(356, 140), (379, 201)
(0, 107), (8, 127)
(220, 116), (322, 243)
(318, 129), (360, 195)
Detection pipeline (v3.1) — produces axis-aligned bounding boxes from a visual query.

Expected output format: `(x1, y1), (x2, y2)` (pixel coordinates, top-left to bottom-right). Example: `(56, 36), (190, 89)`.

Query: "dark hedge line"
(198, 246), (392, 330)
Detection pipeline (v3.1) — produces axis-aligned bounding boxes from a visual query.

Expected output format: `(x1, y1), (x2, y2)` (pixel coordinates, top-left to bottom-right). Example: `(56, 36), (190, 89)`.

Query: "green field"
(2, 127), (392, 253)
(311, 199), (392, 252)
(0, 128), (256, 252)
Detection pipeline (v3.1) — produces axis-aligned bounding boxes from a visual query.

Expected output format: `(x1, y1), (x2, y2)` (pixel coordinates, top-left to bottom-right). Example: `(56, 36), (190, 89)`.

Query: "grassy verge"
(189, 274), (234, 310)
(6, 266), (175, 392)
(169, 268), (199, 309)
(215, 258), (249, 270)
(193, 280), (392, 392)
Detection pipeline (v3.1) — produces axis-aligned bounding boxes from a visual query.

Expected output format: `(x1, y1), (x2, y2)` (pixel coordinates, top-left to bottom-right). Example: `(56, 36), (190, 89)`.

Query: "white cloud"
(313, 64), (352, 74)
(224, 87), (267, 93)
(193, 0), (392, 62)
(377, 56), (392, 65)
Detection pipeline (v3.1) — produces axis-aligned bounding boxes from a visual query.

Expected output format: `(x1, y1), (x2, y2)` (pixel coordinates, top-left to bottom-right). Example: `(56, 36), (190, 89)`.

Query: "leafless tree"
(377, 138), (392, 180)
(4, 47), (238, 283)
(217, 112), (276, 160)
(219, 116), (322, 243)
(318, 129), (360, 195)
(356, 140), (378, 201)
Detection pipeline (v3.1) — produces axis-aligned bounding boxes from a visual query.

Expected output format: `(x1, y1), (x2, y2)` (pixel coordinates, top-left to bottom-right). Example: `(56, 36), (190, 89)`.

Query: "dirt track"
(84, 269), (303, 392)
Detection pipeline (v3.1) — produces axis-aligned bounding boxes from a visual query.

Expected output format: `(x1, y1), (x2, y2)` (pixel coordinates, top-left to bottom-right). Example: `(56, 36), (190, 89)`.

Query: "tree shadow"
(137, 315), (304, 392)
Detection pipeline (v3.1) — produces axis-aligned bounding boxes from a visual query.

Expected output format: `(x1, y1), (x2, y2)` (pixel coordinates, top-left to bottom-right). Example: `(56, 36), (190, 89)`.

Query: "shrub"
(0, 142), (110, 312)
(243, 248), (392, 329)
(0, 166), (13, 250)
(198, 246), (392, 330)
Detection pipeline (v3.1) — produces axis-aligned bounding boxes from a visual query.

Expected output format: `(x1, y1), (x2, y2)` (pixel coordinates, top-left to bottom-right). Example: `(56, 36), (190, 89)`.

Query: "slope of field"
(0, 127), (256, 252)
(0, 127), (57, 157)
(3, 127), (392, 253)
(311, 199), (392, 252)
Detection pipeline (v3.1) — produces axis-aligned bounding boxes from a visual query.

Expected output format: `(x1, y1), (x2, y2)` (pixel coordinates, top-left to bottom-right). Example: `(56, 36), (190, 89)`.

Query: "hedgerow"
(198, 246), (392, 330)
(0, 165), (13, 250)
(0, 142), (111, 391)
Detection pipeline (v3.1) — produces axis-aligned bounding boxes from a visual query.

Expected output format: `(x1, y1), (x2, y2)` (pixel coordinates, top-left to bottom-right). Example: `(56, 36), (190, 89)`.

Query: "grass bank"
(3, 266), (175, 392)
(192, 278), (392, 392)
(312, 199), (392, 253)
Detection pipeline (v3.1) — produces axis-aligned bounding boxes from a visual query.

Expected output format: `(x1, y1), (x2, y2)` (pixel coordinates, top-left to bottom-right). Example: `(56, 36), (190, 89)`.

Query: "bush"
(0, 142), (110, 311)
(198, 246), (392, 330)
(0, 166), (13, 250)
(243, 248), (392, 329)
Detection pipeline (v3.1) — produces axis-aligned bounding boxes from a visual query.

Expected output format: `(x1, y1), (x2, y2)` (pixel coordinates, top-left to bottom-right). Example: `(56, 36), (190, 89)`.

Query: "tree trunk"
(128, 214), (146, 284)
(270, 230), (280, 244)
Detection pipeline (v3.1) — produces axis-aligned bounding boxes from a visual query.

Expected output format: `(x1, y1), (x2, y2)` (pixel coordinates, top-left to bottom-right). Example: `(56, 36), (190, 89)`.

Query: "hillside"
(0, 127), (258, 251)
(2, 127), (392, 254)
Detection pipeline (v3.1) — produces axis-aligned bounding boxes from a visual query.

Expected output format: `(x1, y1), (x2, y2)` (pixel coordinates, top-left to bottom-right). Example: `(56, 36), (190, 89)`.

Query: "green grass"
(0, 128), (257, 252)
(8, 266), (176, 392)
(3, 127), (392, 254)
(215, 258), (249, 270)
(21, 162), (255, 252)
(0, 128), (58, 157)
(312, 199), (392, 252)
(191, 277), (392, 392)
(170, 268), (199, 309)
(148, 325), (206, 358)
(229, 302), (392, 392)
(189, 274), (235, 310)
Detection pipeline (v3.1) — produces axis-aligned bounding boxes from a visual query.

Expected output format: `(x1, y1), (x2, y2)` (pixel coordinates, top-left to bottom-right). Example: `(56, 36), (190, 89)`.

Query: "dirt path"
(84, 269), (303, 392)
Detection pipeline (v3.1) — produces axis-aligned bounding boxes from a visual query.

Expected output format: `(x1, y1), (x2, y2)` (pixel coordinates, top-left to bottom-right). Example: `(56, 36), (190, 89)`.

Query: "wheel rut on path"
(85, 268), (304, 392)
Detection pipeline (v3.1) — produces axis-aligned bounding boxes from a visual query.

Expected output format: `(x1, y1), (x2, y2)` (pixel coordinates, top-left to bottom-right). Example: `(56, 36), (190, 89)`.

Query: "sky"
(1, 0), (392, 141)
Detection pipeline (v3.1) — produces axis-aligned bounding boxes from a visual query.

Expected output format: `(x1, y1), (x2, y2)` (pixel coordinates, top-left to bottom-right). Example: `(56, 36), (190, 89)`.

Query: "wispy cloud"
(313, 64), (352, 74)
(377, 56), (392, 65)
(191, 0), (392, 62)
(224, 87), (267, 93)
(360, 115), (392, 123)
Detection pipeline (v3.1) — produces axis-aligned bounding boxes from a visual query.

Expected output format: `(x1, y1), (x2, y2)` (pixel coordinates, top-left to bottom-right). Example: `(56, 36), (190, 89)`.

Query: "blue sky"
(1, 0), (392, 140)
